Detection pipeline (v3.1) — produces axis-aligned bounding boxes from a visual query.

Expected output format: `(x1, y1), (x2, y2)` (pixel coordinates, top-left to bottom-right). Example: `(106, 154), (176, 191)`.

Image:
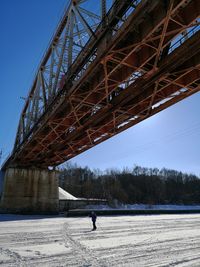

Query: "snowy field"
(0, 214), (200, 266)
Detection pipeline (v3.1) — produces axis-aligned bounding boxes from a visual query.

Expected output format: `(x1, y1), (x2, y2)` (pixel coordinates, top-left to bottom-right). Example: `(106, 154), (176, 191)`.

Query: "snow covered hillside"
(0, 214), (200, 266)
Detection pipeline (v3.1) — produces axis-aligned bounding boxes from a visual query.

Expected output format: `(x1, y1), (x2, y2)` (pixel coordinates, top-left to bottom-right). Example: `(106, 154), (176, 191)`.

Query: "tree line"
(59, 163), (200, 205)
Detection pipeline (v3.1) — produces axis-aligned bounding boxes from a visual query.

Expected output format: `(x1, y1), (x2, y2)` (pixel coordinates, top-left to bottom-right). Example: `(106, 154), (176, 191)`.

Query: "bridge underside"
(4, 0), (200, 169)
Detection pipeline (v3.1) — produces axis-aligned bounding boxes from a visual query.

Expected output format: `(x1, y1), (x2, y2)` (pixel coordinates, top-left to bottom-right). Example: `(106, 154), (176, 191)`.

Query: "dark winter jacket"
(90, 212), (97, 222)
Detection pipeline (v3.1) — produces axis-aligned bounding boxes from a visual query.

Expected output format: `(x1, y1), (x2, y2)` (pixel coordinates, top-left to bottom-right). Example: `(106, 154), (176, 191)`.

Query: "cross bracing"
(14, 0), (140, 150)
(3, 0), (200, 169)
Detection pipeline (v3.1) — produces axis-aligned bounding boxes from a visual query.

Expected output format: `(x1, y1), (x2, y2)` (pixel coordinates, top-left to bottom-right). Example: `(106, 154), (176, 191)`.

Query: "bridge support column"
(0, 168), (59, 214)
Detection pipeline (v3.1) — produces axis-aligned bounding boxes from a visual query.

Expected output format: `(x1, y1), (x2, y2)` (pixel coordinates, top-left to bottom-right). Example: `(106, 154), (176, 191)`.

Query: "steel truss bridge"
(4, 0), (200, 169)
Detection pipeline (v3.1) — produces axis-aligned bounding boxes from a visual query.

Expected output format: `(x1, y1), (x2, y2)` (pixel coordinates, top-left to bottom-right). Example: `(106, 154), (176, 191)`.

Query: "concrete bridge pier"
(0, 168), (59, 214)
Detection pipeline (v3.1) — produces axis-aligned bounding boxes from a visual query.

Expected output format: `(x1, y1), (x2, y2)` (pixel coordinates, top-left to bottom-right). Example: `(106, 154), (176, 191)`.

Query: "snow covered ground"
(0, 213), (200, 266)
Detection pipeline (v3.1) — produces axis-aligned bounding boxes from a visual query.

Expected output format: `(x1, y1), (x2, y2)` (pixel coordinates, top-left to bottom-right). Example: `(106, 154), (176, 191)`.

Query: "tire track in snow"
(63, 222), (108, 267)
(0, 247), (22, 266)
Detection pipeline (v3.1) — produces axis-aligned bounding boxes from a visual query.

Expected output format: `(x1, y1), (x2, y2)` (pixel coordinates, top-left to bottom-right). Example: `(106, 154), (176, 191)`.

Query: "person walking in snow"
(90, 211), (97, 231)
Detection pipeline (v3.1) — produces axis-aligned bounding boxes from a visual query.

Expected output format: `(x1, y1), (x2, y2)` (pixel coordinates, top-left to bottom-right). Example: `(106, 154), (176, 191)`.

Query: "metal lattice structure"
(3, 0), (200, 169)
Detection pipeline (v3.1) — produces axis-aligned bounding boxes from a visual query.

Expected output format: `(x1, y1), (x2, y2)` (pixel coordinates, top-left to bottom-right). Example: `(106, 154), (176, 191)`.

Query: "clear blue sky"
(0, 0), (200, 176)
